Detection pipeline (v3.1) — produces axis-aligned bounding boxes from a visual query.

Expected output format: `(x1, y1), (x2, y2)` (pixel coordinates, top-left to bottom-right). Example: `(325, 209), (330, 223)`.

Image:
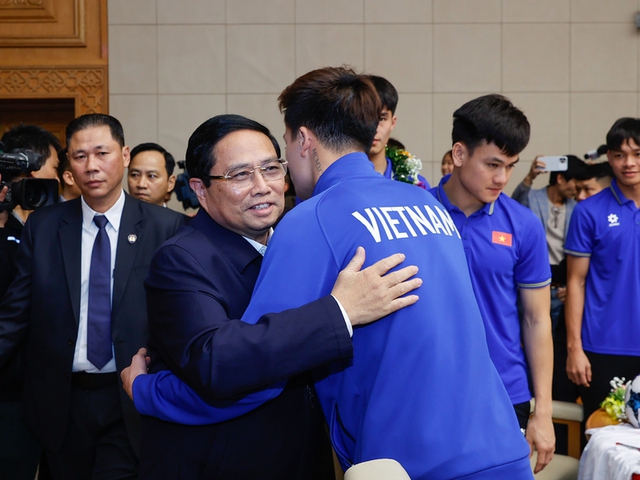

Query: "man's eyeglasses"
(208, 159), (288, 188)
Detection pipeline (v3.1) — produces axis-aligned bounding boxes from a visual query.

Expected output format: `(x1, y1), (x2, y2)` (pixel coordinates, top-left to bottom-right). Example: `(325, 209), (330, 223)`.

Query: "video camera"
(174, 160), (200, 210)
(0, 142), (59, 212)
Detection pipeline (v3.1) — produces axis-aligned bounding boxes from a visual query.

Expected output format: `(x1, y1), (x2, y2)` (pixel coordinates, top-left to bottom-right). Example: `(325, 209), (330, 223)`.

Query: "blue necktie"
(87, 215), (112, 369)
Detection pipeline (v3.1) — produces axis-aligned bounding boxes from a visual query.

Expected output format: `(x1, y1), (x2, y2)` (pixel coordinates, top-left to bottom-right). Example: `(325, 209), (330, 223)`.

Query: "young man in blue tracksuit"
(429, 94), (555, 474)
(565, 117), (640, 421)
(125, 69), (534, 479)
(252, 67), (533, 479)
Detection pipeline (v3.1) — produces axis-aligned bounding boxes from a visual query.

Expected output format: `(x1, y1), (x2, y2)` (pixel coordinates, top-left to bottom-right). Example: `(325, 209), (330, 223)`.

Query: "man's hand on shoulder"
(331, 246), (421, 327)
(121, 347), (150, 401)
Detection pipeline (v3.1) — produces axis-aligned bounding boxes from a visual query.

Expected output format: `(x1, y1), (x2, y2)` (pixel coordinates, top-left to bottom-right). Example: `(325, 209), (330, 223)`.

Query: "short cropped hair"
(56, 147), (69, 181)
(606, 117), (640, 151)
(130, 142), (176, 176)
(576, 161), (613, 181)
(185, 114), (281, 188)
(549, 155), (587, 185)
(2, 124), (61, 162)
(367, 75), (398, 114)
(452, 94), (530, 157)
(278, 66), (381, 154)
(66, 114), (125, 148)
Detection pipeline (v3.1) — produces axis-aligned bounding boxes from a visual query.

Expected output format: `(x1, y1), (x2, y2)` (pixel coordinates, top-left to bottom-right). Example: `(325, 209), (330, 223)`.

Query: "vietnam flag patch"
(491, 231), (513, 247)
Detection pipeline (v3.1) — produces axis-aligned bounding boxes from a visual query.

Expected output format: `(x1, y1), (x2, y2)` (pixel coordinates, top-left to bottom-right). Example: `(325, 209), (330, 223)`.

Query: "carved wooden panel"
(0, 67), (107, 114)
(0, 0), (85, 47)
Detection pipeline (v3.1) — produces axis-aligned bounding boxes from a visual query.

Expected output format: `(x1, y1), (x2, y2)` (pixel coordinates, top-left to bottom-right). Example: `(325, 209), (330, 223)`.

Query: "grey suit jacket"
(511, 182), (576, 239)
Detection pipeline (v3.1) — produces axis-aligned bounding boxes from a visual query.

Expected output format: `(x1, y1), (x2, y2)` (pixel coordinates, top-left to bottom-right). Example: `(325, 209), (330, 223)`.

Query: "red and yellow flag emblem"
(491, 231), (513, 247)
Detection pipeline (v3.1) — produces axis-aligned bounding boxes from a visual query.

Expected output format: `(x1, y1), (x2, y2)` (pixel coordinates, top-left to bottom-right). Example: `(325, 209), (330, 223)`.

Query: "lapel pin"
(128, 234), (137, 244)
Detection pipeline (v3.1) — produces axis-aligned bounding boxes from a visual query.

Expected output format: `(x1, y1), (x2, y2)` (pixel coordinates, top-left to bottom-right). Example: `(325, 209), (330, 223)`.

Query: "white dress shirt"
(73, 190), (125, 373)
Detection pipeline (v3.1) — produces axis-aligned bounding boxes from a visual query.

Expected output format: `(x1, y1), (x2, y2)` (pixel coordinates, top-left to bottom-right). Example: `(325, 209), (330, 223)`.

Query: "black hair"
(130, 142), (176, 176)
(576, 161), (613, 181)
(56, 147), (69, 182)
(451, 94), (530, 157)
(387, 138), (405, 150)
(278, 66), (381, 153)
(549, 155), (587, 185)
(185, 114), (281, 188)
(65, 114), (125, 148)
(606, 117), (640, 151)
(367, 75), (398, 114)
(2, 123), (61, 165)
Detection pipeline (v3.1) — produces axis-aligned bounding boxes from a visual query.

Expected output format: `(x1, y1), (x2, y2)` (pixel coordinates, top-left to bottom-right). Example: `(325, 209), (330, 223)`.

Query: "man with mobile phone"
(511, 155), (587, 331)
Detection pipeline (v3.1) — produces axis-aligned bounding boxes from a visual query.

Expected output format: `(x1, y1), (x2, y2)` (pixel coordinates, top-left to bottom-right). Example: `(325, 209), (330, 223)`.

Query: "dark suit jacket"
(140, 209), (352, 479)
(0, 193), (184, 453)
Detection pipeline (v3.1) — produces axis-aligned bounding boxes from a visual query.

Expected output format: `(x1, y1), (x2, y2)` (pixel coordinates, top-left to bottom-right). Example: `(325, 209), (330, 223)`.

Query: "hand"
(566, 348), (591, 387)
(526, 412), (555, 473)
(121, 347), (150, 401)
(331, 246), (421, 327)
(556, 286), (567, 303)
(524, 156), (546, 186)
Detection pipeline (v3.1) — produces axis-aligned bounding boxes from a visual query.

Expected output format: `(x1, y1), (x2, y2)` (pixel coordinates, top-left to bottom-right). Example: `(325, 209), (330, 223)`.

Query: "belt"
(71, 371), (118, 389)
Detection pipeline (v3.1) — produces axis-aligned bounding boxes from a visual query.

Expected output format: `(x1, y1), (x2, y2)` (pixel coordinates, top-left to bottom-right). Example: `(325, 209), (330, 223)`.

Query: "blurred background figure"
(440, 149), (453, 177)
(127, 142), (177, 207)
(575, 162), (613, 201)
(56, 147), (82, 202)
(0, 123), (62, 480)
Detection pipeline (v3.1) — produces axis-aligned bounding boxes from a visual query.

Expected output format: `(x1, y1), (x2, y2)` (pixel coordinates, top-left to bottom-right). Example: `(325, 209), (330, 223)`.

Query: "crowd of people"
(0, 66), (638, 480)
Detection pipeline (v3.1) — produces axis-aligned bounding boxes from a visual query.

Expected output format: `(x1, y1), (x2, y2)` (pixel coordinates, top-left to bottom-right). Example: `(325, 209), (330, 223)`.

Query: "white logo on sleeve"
(607, 213), (620, 227)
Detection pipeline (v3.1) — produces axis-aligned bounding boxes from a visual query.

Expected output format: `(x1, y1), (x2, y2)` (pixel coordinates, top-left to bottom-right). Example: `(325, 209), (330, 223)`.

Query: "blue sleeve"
(242, 203), (339, 326)
(564, 203), (593, 257)
(133, 371), (284, 425)
(514, 213), (551, 288)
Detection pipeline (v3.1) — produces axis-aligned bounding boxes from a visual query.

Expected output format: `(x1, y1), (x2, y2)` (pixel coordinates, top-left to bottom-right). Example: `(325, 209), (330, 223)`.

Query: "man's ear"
(391, 115), (397, 130)
(62, 170), (76, 188)
(451, 142), (466, 168)
(167, 174), (177, 193)
(189, 178), (206, 203)
(122, 145), (131, 168)
(556, 173), (566, 185)
(298, 127), (313, 157)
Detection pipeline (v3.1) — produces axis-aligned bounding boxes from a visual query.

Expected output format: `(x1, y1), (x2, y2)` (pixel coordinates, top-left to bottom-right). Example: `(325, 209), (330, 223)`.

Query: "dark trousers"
(513, 401), (531, 431)
(45, 376), (137, 480)
(0, 401), (42, 480)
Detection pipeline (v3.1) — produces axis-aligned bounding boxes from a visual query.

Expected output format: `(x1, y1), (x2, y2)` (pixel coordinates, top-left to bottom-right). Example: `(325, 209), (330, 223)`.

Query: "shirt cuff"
(331, 294), (353, 337)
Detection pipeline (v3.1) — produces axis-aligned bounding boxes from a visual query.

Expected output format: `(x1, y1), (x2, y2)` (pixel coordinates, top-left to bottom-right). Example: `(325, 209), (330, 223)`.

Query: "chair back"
(344, 459), (411, 480)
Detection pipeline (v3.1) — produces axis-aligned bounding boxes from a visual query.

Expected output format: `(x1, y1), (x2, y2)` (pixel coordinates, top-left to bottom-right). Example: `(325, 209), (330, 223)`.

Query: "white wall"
(109, 0), (640, 203)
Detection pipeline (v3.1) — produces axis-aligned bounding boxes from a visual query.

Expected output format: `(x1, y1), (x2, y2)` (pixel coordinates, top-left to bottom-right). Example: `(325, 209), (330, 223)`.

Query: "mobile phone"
(537, 156), (568, 172)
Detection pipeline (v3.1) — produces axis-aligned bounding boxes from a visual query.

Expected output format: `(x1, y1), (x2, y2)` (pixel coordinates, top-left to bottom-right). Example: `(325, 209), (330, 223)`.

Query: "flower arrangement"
(601, 376), (628, 422)
(385, 145), (424, 186)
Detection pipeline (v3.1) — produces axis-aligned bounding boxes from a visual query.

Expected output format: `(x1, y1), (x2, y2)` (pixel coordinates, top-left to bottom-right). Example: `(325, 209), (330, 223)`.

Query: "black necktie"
(87, 215), (112, 369)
